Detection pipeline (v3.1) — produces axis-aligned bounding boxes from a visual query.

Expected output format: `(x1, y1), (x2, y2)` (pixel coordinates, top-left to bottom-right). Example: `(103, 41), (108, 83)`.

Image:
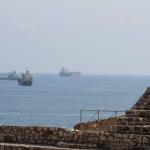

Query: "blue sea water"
(0, 74), (150, 128)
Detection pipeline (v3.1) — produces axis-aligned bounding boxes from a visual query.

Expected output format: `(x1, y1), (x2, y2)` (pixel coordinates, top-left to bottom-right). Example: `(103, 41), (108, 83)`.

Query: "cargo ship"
(18, 70), (33, 86)
(0, 71), (18, 80)
(59, 67), (81, 77)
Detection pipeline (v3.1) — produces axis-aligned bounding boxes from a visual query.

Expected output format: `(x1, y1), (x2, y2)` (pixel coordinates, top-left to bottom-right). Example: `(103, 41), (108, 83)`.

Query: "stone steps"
(116, 125), (150, 134)
(125, 110), (150, 118)
(113, 87), (150, 136)
(0, 142), (101, 150)
(117, 117), (150, 125)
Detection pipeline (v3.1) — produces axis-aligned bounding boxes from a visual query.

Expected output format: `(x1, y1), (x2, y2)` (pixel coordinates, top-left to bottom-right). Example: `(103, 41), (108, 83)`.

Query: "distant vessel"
(0, 71), (18, 80)
(18, 70), (33, 86)
(59, 67), (81, 77)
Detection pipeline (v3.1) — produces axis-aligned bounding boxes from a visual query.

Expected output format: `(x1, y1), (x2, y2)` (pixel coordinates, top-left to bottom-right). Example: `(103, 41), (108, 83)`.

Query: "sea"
(0, 74), (150, 128)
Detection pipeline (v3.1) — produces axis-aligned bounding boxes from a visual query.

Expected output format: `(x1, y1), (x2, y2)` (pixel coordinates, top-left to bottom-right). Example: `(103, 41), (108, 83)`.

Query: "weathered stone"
(12, 137), (17, 142)
(68, 132), (73, 137)
(29, 139), (35, 144)
(37, 127), (42, 132)
(36, 139), (42, 144)
(0, 137), (4, 142)
(63, 133), (68, 137)
(78, 131), (83, 136)
(43, 140), (48, 144)
(93, 137), (99, 142)
(50, 127), (56, 131)
(58, 131), (63, 137)
(43, 127), (47, 131)
(51, 136), (57, 141)
(100, 135), (107, 141)
(17, 135), (21, 140)
(25, 130), (30, 134)
(0, 133), (5, 137)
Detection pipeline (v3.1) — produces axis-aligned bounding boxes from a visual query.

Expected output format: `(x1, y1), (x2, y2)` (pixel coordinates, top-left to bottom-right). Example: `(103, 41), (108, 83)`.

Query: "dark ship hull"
(18, 79), (32, 86)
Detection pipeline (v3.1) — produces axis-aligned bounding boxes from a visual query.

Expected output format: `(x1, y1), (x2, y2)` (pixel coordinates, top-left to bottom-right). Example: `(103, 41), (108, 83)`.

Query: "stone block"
(0, 133), (5, 137)
(52, 136), (57, 141)
(37, 127), (42, 132)
(108, 136), (114, 142)
(29, 139), (35, 144)
(100, 135), (107, 141)
(68, 132), (73, 137)
(12, 137), (17, 142)
(36, 139), (42, 144)
(43, 127), (48, 131)
(63, 133), (68, 137)
(0, 137), (4, 142)
(78, 131), (83, 136)
(93, 137), (99, 142)
(59, 131), (63, 137)
(50, 127), (56, 131)
(25, 130), (30, 134)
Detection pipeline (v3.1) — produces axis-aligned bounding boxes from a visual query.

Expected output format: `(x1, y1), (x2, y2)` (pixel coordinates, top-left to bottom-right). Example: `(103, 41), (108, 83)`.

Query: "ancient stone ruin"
(1, 87), (150, 149)
(117, 86), (150, 135)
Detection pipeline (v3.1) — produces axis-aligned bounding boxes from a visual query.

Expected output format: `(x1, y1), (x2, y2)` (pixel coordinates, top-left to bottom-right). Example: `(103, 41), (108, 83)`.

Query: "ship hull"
(0, 77), (18, 80)
(59, 72), (81, 77)
(18, 79), (32, 86)
(59, 72), (71, 77)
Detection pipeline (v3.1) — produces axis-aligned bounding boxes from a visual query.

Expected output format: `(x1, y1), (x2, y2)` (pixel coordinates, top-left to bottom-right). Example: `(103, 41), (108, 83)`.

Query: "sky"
(0, 0), (150, 74)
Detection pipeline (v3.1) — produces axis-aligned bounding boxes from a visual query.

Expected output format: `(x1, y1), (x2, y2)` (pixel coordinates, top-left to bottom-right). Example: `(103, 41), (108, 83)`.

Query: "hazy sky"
(0, 0), (150, 74)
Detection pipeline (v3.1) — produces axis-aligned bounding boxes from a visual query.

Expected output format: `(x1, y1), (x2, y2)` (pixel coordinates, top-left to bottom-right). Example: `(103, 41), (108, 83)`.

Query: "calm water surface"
(0, 74), (150, 128)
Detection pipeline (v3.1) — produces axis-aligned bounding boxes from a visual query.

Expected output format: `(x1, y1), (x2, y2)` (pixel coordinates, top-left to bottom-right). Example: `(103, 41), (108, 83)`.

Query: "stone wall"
(0, 125), (134, 149)
(0, 125), (103, 149)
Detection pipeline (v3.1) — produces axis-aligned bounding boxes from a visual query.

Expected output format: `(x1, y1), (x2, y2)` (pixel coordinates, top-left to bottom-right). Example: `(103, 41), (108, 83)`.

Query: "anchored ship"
(0, 71), (18, 80)
(18, 70), (33, 86)
(59, 67), (81, 77)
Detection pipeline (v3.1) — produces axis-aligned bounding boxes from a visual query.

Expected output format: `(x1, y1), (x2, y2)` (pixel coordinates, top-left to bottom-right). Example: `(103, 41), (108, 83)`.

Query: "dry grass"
(73, 117), (120, 131)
